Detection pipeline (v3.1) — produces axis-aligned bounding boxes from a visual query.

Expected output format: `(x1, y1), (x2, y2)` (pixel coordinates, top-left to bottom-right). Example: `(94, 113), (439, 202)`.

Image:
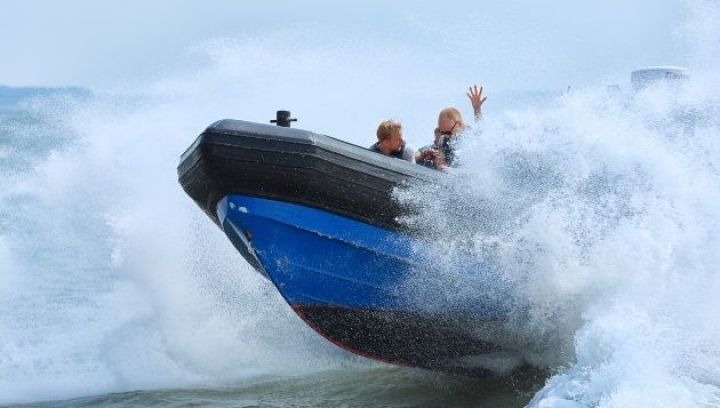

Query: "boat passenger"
(416, 85), (486, 171)
(368, 120), (415, 162)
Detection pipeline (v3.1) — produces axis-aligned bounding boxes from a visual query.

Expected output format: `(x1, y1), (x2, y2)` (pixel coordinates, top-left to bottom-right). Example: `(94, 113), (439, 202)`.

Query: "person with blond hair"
(417, 85), (486, 170)
(368, 119), (415, 162)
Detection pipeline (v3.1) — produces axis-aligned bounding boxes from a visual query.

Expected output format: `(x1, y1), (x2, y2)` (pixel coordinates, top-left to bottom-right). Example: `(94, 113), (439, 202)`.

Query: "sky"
(1, 0), (689, 90)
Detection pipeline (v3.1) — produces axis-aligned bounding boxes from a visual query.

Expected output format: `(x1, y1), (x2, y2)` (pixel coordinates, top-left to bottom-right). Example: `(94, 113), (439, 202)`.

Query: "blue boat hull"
(217, 195), (507, 373)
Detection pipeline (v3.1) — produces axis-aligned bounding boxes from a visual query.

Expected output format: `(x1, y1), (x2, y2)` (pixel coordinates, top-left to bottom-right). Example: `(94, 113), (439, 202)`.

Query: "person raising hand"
(416, 84), (488, 170)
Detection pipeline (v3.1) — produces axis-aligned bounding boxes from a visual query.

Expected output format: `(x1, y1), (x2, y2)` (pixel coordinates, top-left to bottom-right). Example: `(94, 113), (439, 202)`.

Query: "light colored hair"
(376, 120), (402, 142)
(438, 107), (465, 132)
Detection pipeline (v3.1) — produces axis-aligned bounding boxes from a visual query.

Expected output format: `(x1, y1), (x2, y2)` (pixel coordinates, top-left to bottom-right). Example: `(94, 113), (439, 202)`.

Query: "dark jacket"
(368, 142), (415, 162)
(416, 135), (458, 170)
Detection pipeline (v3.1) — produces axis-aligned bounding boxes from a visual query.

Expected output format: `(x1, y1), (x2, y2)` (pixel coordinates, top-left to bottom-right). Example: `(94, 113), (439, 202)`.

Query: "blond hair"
(438, 107), (465, 132)
(376, 120), (402, 142)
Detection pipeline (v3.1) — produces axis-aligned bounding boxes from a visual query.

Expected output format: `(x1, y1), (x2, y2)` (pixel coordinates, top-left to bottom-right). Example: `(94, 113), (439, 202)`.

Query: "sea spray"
(395, 75), (720, 406)
(0, 87), (358, 404)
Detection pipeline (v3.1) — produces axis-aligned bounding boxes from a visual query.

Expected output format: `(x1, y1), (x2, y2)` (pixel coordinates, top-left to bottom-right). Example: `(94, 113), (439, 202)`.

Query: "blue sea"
(2, 40), (720, 407)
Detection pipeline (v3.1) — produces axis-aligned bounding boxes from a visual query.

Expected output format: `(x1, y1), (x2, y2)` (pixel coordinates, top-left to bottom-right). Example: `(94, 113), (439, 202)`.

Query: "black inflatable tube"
(177, 119), (439, 231)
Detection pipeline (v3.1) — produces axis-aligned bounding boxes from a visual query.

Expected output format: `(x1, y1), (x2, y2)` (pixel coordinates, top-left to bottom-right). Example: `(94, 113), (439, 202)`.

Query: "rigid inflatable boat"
(178, 118), (510, 374)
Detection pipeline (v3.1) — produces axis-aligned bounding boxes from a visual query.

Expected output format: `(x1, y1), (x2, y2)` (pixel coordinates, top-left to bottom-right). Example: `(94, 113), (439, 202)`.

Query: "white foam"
(395, 70), (720, 407)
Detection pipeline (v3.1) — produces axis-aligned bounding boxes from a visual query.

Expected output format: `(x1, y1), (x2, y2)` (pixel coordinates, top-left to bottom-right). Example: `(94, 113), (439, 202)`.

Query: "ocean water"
(3, 2), (720, 407)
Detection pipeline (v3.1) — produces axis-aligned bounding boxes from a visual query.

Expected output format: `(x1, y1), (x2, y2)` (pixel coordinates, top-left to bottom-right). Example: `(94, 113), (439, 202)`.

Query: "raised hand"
(467, 84), (487, 118)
